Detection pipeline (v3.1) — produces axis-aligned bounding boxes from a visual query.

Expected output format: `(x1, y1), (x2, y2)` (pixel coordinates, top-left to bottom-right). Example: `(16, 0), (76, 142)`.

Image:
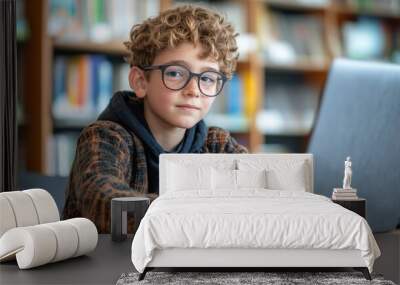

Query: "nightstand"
(332, 198), (366, 218)
(111, 197), (150, 241)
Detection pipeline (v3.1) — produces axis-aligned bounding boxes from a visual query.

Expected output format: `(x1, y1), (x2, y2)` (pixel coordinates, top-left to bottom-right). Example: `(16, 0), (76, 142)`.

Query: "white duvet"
(131, 190), (380, 273)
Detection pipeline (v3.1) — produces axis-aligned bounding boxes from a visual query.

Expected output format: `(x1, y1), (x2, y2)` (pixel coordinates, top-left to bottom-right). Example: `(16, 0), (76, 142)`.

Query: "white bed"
(131, 154), (380, 280)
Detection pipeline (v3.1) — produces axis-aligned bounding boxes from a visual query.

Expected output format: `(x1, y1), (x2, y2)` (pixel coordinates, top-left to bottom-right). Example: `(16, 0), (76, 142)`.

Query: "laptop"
(308, 58), (400, 232)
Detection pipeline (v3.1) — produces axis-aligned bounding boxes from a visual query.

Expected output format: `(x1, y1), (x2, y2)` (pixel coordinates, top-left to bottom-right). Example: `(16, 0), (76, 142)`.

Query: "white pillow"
(236, 169), (267, 189)
(167, 162), (212, 191)
(238, 159), (309, 191)
(266, 163), (307, 191)
(212, 168), (237, 190)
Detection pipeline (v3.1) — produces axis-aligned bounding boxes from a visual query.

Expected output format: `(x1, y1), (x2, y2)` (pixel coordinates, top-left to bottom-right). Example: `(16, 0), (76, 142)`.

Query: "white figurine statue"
(343, 156), (352, 189)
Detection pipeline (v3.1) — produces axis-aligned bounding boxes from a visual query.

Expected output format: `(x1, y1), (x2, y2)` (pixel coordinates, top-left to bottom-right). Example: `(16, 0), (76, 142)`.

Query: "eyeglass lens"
(163, 65), (224, 96)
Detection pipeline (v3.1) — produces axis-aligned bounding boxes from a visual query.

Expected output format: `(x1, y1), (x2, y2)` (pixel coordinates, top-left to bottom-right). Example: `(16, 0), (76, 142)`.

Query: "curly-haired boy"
(63, 5), (248, 233)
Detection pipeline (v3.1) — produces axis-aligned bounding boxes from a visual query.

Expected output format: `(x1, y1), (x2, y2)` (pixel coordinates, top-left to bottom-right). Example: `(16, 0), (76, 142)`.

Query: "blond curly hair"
(124, 5), (239, 79)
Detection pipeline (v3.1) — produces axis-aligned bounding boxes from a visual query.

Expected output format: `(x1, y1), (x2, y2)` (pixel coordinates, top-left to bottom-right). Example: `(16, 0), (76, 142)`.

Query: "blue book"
(226, 74), (243, 115)
(89, 55), (101, 111)
(53, 56), (66, 106)
(97, 57), (113, 114)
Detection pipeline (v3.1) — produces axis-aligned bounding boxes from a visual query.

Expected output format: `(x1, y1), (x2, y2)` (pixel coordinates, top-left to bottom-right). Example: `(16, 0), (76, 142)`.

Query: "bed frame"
(138, 154), (371, 281)
(140, 248), (371, 280)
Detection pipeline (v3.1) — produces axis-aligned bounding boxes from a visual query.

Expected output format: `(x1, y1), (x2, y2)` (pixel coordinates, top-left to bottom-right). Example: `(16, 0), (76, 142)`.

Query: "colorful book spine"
(226, 74), (243, 115)
(48, 0), (161, 41)
(52, 55), (115, 121)
(97, 57), (113, 113)
(242, 68), (258, 119)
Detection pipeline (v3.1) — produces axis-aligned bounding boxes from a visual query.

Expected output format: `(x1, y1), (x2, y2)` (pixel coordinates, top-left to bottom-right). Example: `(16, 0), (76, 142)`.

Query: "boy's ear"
(129, 66), (147, 98)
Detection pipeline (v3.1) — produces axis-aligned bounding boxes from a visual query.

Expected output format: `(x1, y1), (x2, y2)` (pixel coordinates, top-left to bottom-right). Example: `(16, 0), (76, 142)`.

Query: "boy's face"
(132, 42), (219, 130)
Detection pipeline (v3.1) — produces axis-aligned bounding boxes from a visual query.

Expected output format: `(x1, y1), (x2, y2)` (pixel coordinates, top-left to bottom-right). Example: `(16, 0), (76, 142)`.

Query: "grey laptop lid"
(308, 59), (400, 232)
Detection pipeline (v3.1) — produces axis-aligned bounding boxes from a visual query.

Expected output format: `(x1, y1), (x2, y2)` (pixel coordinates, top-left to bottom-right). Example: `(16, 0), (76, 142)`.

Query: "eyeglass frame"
(138, 64), (228, 97)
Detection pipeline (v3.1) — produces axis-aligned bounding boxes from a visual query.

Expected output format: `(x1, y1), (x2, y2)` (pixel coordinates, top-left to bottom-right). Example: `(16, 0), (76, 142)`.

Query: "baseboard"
(373, 229), (400, 284)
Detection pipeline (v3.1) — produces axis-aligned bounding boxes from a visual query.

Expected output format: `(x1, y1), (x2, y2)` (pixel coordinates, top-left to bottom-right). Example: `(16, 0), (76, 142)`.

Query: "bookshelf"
(18, 0), (400, 174)
(256, 0), (328, 152)
(19, 0), (263, 175)
(264, 61), (329, 72)
(20, 0), (168, 175)
(255, 0), (400, 153)
(53, 40), (128, 55)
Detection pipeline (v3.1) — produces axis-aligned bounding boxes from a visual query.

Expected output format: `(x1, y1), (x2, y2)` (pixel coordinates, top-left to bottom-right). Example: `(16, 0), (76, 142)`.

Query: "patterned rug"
(116, 271), (396, 285)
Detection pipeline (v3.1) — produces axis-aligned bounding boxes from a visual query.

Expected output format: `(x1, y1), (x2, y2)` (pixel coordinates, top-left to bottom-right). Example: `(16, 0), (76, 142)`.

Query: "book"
(225, 74), (243, 115)
(334, 188), (357, 193)
(332, 186), (359, 200)
(258, 8), (327, 64)
(256, 73), (319, 135)
(337, 0), (400, 13)
(52, 55), (114, 125)
(332, 196), (359, 201)
(243, 68), (258, 118)
(206, 72), (248, 132)
(332, 192), (358, 200)
(96, 56), (113, 113)
(48, 0), (161, 42)
(332, 193), (357, 197)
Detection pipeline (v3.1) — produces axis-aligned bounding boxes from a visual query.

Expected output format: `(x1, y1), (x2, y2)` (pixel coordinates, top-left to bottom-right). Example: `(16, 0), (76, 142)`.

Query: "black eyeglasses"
(139, 64), (228, 97)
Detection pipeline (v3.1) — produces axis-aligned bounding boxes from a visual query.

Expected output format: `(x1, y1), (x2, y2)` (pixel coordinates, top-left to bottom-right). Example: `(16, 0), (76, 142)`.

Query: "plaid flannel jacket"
(63, 120), (248, 233)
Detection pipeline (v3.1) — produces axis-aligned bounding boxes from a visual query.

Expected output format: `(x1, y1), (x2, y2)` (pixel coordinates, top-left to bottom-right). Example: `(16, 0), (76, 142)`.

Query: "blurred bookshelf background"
(16, 0), (400, 176)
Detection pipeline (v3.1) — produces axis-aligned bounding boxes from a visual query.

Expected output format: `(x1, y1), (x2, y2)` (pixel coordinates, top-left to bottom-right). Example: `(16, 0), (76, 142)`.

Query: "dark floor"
(373, 230), (400, 284)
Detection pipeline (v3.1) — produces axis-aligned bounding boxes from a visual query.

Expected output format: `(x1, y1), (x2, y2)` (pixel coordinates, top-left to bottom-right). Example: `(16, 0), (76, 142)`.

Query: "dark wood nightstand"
(332, 198), (366, 218)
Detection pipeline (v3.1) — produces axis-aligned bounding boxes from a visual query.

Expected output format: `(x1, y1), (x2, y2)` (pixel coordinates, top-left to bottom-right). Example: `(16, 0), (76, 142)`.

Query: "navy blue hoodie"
(97, 91), (208, 194)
